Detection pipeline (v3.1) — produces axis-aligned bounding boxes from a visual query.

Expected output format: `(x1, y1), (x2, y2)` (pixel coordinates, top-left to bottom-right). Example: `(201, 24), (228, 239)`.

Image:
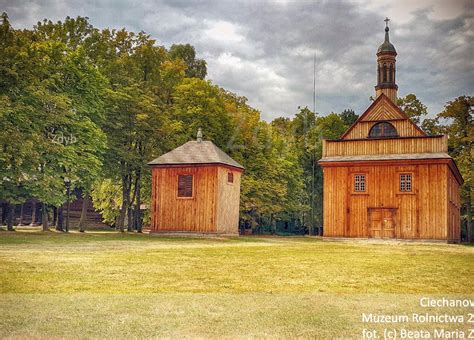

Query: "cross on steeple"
(384, 17), (390, 27)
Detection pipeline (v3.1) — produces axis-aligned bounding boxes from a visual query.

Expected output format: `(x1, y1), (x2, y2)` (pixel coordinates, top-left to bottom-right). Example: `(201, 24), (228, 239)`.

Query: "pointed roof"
(340, 93), (426, 139)
(148, 140), (244, 170)
(377, 21), (396, 54)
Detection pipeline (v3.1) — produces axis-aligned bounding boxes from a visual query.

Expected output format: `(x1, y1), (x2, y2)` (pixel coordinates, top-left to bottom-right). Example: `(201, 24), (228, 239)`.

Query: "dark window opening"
(400, 173), (412, 192)
(227, 172), (234, 183)
(368, 122), (398, 138)
(354, 174), (366, 192)
(389, 64), (393, 82)
(178, 175), (193, 197)
(383, 64), (387, 82)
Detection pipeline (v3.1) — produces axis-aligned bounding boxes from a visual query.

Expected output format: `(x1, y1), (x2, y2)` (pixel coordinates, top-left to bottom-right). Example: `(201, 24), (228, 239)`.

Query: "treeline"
(0, 14), (471, 237)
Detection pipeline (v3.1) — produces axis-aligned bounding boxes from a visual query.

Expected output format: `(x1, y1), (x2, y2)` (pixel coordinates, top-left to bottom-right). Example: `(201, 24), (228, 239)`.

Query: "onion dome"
(377, 21), (396, 54)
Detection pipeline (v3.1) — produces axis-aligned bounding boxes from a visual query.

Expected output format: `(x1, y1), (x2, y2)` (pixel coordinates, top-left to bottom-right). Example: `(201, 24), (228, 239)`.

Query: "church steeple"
(375, 18), (398, 103)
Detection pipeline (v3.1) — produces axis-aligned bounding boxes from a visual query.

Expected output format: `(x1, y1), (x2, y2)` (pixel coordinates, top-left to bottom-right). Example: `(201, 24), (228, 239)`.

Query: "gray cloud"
(2, 0), (473, 120)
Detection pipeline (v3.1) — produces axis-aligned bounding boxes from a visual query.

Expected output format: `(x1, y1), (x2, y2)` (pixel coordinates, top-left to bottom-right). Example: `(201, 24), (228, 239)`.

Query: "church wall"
(322, 161), (455, 240)
(447, 169), (461, 241)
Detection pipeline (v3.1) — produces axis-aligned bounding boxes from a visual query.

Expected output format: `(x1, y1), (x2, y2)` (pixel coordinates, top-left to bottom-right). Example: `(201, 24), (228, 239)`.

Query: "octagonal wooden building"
(148, 129), (244, 235)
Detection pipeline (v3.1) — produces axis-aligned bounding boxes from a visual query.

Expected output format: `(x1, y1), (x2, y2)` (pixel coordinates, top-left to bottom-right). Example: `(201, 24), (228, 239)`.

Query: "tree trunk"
(1, 202), (7, 226)
(6, 203), (14, 231)
(52, 206), (57, 227)
(38, 203), (43, 225)
(30, 201), (37, 226)
(65, 182), (71, 232)
(127, 206), (133, 232)
(78, 194), (90, 233)
(42, 205), (49, 232)
(18, 203), (24, 226)
(117, 175), (130, 232)
(136, 170), (142, 233)
(128, 170), (141, 232)
(117, 202), (126, 232)
(56, 206), (64, 232)
(467, 198), (472, 243)
(127, 173), (135, 232)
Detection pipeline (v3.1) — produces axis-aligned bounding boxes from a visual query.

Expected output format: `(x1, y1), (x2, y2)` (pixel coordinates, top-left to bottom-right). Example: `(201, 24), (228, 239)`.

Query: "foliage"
(437, 96), (473, 240)
(339, 109), (358, 126)
(169, 43), (207, 79)
(0, 13), (106, 216)
(397, 93), (428, 125)
(91, 179), (122, 225)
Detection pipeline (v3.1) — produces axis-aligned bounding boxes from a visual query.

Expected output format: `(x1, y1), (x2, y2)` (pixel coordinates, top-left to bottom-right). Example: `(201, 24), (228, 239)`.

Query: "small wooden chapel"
(319, 19), (463, 242)
(148, 128), (244, 235)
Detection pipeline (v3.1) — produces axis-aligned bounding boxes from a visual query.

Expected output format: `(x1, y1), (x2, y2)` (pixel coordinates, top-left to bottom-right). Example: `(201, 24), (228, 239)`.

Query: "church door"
(368, 208), (397, 238)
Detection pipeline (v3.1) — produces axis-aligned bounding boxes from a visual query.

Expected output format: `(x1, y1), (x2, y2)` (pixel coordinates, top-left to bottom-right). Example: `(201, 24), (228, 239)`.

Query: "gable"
(341, 94), (426, 140)
(360, 99), (405, 121)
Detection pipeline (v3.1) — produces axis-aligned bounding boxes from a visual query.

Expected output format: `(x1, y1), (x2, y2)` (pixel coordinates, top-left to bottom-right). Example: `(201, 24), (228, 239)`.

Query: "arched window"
(368, 122), (398, 138)
(389, 64), (393, 82)
(383, 64), (387, 82)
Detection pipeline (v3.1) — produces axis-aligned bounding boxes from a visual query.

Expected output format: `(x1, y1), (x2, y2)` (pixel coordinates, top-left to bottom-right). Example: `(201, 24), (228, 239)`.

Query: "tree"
(339, 109), (358, 126)
(291, 107), (318, 233)
(169, 44), (207, 79)
(316, 113), (348, 140)
(397, 93), (428, 125)
(437, 96), (473, 242)
(173, 78), (233, 148)
(0, 14), (107, 231)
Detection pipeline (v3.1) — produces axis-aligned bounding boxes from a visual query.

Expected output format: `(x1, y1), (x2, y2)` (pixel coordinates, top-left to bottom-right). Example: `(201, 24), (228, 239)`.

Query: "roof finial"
(196, 127), (203, 142)
(384, 17), (390, 41)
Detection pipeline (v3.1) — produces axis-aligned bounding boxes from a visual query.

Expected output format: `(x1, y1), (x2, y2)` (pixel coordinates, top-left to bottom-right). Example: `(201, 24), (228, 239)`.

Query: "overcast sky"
(2, 0), (473, 120)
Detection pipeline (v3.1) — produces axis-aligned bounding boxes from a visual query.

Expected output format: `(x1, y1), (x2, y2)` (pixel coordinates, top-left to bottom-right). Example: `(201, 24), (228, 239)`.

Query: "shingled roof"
(148, 140), (244, 170)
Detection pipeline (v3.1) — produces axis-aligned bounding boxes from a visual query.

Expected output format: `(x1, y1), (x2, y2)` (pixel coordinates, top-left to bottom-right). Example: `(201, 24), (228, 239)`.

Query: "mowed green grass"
(0, 230), (473, 338)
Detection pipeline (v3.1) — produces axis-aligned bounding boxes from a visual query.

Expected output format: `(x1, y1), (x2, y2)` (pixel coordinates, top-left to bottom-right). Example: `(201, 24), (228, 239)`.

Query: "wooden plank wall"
(323, 162), (454, 240)
(343, 120), (425, 140)
(447, 170), (461, 241)
(323, 136), (447, 157)
(216, 167), (241, 235)
(151, 166), (218, 233)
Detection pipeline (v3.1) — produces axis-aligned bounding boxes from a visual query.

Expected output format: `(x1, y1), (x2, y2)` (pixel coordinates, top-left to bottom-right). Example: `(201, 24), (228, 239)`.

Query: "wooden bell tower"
(375, 18), (398, 103)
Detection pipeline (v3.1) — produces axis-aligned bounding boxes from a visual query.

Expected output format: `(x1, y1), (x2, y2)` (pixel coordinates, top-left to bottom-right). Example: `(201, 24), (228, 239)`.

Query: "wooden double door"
(368, 208), (397, 238)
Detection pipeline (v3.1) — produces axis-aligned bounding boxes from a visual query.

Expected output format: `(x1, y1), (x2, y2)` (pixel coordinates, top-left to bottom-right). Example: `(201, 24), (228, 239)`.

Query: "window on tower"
(368, 122), (398, 138)
(177, 175), (193, 198)
(383, 64), (387, 82)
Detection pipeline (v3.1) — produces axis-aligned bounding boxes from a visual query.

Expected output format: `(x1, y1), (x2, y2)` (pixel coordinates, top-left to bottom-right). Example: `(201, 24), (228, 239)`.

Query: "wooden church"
(148, 128), (244, 235)
(319, 20), (463, 242)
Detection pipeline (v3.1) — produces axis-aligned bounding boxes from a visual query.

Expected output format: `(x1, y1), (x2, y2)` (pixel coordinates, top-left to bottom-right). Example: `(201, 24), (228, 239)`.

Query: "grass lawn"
(0, 229), (473, 338)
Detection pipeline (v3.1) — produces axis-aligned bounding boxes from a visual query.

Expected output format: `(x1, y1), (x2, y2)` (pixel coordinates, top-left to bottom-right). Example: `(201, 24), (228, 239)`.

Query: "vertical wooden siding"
(323, 136), (447, 157)
(447, 170), (461, 241)
(323, 162), (455, 240)
(343, 120), (425, 140)
(216, 167), (241, 235)
(151, 166), (218, 233)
